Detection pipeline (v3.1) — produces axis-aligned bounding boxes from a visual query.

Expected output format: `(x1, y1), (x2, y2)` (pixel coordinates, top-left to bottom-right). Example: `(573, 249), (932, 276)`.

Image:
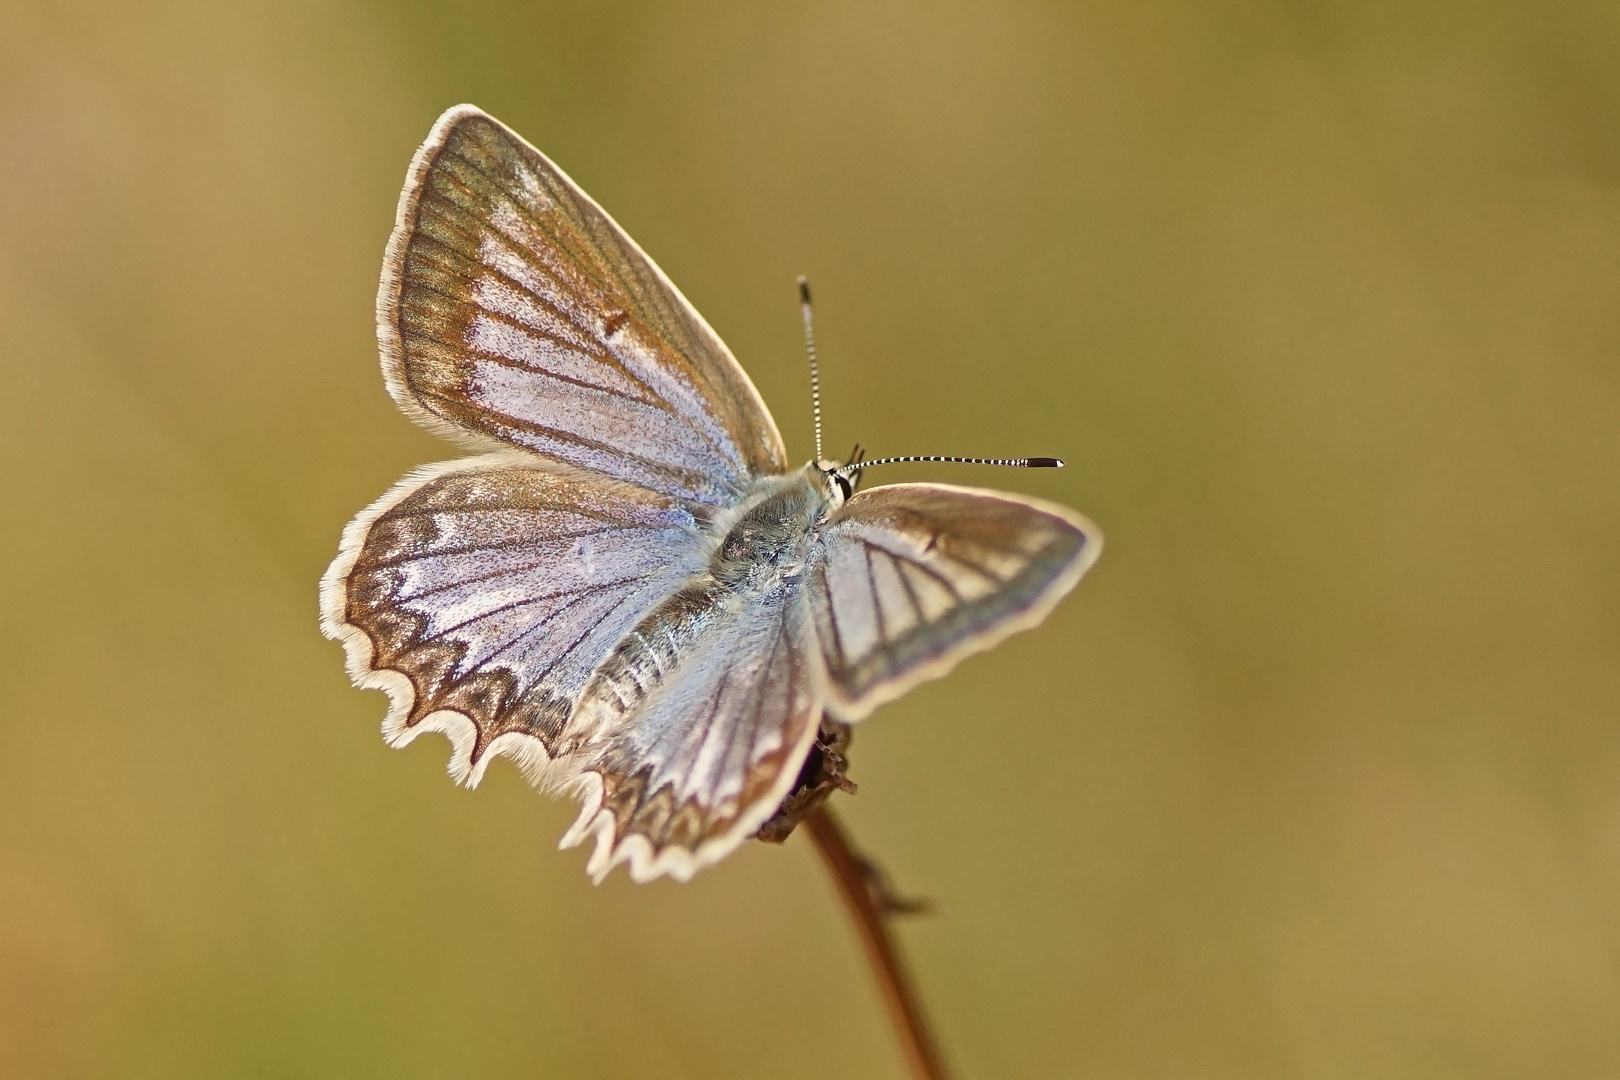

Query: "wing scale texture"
(380, 106), (787, 506)
(321, 455), (708, 787)
(808, 483), (1101, 719)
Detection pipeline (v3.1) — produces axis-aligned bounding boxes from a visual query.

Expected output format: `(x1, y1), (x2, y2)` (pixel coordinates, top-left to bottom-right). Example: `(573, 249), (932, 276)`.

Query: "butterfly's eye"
(832, 472), (854, 501)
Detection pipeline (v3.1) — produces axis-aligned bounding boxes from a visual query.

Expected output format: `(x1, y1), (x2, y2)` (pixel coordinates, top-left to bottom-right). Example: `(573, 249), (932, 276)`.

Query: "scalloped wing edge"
(820, 482), (1104, 724)
(318, 450), (826, 882)
(318, 451), (574, 788)
(557, 703), (824, 884)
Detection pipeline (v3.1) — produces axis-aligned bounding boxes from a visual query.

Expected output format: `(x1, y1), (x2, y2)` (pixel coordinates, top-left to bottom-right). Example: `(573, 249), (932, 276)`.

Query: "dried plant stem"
(806, 805), (951, 1080)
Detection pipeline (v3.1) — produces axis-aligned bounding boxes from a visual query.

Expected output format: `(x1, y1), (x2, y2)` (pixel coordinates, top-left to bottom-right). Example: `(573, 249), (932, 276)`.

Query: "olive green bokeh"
(2, 2), (1618, 1077)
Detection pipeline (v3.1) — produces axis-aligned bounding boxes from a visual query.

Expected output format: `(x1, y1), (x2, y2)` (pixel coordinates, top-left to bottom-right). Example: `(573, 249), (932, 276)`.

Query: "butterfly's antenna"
(798, 276), (824, 462)
(838, 454), (1064, 480)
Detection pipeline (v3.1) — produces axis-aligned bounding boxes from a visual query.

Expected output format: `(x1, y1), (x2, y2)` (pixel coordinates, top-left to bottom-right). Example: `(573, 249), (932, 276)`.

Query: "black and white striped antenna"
(798, 276), (824, 463)
(796, 278), (1062, 481)
(837, 454), (1064, 482)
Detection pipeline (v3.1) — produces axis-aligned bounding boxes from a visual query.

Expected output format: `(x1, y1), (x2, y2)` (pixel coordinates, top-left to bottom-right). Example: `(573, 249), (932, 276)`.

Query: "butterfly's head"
(807, 443), (867, 507)
(807, 459), (855, 507)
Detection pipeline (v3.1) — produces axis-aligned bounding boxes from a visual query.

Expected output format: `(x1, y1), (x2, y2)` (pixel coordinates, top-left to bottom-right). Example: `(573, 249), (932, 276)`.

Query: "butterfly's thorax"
(566, 468), (836, 744)
(712, 470), (834, 588)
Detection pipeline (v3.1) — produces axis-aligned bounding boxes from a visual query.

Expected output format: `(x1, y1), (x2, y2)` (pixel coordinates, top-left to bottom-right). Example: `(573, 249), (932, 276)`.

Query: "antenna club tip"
(1026, 457), (1065, 468)
(797, 277), (812, 304)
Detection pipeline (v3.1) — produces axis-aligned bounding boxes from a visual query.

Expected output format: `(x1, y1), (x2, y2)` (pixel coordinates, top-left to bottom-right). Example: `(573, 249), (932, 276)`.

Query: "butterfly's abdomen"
(567, 473), (826, 743)
(570, 580), (728, 739)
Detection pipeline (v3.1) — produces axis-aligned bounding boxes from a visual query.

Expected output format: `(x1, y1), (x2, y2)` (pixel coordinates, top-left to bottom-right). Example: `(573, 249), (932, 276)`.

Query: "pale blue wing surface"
(320, 454), (711, 784)
(807, 482), (1102, 719)
(379, 106), (789, 505)
(561, 574), (822, 882)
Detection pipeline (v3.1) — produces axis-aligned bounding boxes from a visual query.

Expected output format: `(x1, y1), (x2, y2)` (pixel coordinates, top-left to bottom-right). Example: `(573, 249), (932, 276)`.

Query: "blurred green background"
(3, 1), (1618, 1077)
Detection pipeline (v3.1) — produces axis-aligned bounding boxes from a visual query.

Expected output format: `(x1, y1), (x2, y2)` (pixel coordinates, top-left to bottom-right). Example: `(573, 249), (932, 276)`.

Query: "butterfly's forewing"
(380, 106), (788, 506)
(560, 576), (822, 882)
(807, 483), (1102, 719)
(319, 454), (712, 787)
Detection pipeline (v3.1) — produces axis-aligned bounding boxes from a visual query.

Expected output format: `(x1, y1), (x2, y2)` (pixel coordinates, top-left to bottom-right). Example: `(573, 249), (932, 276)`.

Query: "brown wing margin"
(318, 453), (708, 791)
(377, 105), (788, 504)
(559, 584), (823, 883)
(808, 482), (1102, 720)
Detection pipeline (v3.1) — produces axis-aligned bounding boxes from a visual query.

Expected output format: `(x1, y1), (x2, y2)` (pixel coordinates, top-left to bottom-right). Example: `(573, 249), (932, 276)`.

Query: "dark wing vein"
(412, 387), (700, 483)
(816, 566), (846, 667)
(478, 584), (633, 667)
(855, 538), (966, 603)
(890, 549), (926, 628)
(528, 583), (653, 688)
(863, 545), (888, 646)
(427, 575), (639, 640)
(401, 561), (652, 604)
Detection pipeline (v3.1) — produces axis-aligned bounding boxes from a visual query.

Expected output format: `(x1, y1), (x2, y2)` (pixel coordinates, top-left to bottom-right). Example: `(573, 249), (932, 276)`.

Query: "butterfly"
(319, 105), (1103, 883)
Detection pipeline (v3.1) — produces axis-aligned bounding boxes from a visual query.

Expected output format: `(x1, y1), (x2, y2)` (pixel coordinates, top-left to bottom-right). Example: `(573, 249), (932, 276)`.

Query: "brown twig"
(806, 805), (952, 1080)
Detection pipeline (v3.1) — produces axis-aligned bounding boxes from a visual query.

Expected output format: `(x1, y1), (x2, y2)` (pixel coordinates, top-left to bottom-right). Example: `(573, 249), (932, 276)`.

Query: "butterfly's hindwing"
(561, 567), (822, 883)
(320, 454), (711, 786)
(560, 476), (827, 881)
(808, 483), (1102, 719)
(380, 106), (788, 505)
